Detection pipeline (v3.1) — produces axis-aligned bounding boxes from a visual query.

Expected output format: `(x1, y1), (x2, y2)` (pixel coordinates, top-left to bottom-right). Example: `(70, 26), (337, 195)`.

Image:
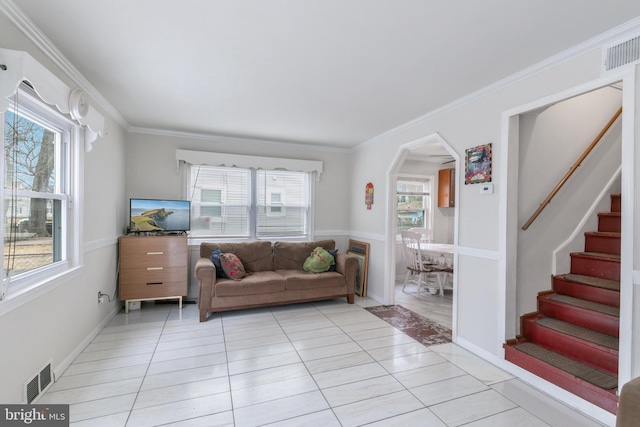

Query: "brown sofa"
(617, 376), (640, 426)
(195, 239), (358, 321)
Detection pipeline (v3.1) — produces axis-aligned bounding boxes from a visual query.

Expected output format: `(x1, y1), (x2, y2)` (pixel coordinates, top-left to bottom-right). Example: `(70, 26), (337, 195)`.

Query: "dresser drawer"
(119, 266), (187, 286)
(119, 236), (187, 269)
(119, 267), (187, 299)
(119, 280), (186, 300)
(118, 235), (188, 303)
(120, 236), (187, 255)
(120, 250), (186, 269)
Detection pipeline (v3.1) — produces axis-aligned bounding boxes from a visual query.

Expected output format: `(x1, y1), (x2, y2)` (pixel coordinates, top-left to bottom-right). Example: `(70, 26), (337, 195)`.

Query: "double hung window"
(396, 175), (432, 233)
(188, 165), (311, 239)
(2, 85), (76, 294)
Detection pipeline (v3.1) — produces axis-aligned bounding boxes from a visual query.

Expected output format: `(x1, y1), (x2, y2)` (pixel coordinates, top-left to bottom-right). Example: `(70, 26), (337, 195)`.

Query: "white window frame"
(199, 187), (225, 222)
(185, 164), (314, 240)
(0, 48), (105, 310)
(266, 188), (286, 217)
(396, 174), (434, 234)
(1, 85), (81, 300)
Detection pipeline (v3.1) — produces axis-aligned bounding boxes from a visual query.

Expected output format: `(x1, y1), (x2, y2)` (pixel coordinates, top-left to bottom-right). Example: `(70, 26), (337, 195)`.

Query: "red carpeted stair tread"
(535, 317), (619, 350)
(548, 294), (620, 317)
(578, 252), (620, 260)
(513, 342), (618, 390)
(560, 274), (620, 292)
(586, 231), (621, 237)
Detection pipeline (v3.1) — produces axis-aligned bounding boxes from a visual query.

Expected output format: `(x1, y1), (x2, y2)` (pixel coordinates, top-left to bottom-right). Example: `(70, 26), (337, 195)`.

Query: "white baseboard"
(455, 336), (616, 427)
(53, 305), (120, 382)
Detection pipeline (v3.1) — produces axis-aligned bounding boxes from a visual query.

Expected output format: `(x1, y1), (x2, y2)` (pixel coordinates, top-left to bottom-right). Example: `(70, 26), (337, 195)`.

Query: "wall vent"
(604, 35), (640, 72)
(24, 360), (53, 404)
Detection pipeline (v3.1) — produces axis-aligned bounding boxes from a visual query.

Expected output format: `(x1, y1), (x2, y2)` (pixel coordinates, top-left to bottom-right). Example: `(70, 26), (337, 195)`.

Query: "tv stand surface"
(118, 235), (188, 312)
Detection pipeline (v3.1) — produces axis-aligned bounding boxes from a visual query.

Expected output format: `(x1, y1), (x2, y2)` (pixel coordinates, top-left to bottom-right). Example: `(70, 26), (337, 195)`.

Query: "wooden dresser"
(118, 235), (188, 313)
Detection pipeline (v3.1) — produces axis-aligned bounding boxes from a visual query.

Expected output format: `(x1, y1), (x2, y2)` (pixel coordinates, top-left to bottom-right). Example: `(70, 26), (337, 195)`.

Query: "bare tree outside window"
(4, 109), (59, 275)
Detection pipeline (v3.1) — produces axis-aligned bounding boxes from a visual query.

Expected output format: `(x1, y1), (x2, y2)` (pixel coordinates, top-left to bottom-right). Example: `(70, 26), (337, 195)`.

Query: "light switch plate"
(480, 184), (494, 195)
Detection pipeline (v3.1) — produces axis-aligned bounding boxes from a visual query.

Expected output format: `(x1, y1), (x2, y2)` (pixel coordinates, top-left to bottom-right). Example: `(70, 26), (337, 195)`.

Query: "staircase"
(505, 194), (621, 414)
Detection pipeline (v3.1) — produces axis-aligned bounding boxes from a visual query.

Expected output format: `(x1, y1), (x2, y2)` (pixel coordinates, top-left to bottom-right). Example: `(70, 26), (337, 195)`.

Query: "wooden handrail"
(522, 106), (622, 231)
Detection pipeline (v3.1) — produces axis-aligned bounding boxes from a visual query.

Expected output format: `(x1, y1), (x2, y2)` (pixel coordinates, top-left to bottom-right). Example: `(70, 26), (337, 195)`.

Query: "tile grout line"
(43, 301), (605, 426)
(220, 310), (238, 427)
(123, 307), (173, 427)
(268, 304), (341, 426)
(317, 303), (430, 424)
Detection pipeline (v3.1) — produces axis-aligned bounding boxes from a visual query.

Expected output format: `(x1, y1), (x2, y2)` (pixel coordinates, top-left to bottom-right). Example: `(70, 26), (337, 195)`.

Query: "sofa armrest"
(335, 253), (357, 295)
(195, 257), (216, 306)
(617, 377), (640, 427)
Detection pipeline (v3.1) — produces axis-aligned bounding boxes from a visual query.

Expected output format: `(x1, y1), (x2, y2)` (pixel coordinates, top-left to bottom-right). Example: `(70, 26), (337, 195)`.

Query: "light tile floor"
(40, 296), (606, 426)
(392, 280), (453, 330)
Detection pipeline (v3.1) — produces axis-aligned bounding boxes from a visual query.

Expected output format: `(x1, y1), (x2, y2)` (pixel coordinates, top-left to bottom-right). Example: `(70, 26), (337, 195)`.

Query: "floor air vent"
(24, 361), (53, 404)
(604, 35), (640, 71)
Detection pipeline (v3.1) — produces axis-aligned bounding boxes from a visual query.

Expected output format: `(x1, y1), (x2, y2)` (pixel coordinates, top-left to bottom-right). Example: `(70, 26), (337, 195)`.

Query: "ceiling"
(9, 1), (640, 150)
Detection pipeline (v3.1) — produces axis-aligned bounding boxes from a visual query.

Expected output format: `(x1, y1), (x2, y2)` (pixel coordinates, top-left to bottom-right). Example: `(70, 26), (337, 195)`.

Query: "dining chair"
(408, 227), (433, 244)
(400, 230), (437, 296)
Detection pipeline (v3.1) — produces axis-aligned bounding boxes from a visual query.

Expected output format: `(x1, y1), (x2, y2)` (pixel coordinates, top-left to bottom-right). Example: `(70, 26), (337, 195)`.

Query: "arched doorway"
(384, 133), (460, 338)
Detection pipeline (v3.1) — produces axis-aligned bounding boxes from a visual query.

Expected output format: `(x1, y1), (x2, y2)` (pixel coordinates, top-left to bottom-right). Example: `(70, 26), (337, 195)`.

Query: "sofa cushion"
(328, 249), (338, 272)
(273, 240), (336, 270)
(215, 271), (285, 296)
(210, 248), (227, 278)
(278, 269), (345, 290)
(220, 253), (246, 280)
(201, 241), (274, 272)
(303, 247), (335, 273)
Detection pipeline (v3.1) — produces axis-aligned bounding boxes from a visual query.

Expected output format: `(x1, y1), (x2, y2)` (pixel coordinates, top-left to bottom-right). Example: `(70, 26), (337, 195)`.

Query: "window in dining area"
(396, 175), (432, 233)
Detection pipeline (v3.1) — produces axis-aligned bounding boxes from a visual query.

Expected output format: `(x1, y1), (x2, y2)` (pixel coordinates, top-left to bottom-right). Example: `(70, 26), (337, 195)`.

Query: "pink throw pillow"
(220, 253), (246, 280)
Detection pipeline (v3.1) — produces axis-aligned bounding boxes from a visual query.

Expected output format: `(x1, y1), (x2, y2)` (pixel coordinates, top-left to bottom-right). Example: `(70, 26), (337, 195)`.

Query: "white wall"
(349, 44), (630, 359)
(1, 9), (638, 424)
(516, 86), (622, 322)
(627, 64), (640, 384)
(124, 132), (354, 298)
(0, 15), (128, 403)
(125, 132), (352, 234)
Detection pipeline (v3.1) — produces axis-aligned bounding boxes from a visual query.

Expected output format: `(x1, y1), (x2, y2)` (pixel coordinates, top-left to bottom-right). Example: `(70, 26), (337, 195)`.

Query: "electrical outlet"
(98, 291), (106, 303)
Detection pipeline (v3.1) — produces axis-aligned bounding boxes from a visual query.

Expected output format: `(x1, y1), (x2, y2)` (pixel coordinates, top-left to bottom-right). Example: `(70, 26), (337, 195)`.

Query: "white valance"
(0, 48), (105, 151)
(176, 149), (323, 177)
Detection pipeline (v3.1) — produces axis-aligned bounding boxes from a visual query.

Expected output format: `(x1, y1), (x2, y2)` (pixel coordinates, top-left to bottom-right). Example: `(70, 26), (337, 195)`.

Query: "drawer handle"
(147, 251), (164, 255)
(146, 282), (163, 286)
(147, 267), (164, 271)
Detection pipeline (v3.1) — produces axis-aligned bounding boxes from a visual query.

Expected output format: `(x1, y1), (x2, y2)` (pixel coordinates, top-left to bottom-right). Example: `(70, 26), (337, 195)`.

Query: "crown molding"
(0, 49), (106, 151)
(1, 0), (350, 153)
(0, 0), (128, 129)
(128, 126), (351, 153)
(6, 0), (638, 155)
(354, 16), (640, 153)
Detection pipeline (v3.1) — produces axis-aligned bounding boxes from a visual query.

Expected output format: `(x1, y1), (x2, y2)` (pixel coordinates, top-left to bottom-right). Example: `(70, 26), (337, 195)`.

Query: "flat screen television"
(130, 198), (191, 233)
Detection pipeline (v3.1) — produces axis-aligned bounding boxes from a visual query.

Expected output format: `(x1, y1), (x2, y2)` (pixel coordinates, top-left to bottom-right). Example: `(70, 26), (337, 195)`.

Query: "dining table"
(418, 243), (454, 295)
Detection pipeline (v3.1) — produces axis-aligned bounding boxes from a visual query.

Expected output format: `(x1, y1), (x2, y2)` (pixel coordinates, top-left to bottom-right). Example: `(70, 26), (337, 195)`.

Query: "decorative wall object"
(347, 239), (370, 297)
(465, 143), (492, 184)
(0, 48), (106, 151)
(365, 182), (374, 209)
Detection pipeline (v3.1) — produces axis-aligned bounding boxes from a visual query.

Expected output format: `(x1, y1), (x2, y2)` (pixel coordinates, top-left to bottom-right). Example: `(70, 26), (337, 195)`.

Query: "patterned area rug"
(365, 304), (452, 346)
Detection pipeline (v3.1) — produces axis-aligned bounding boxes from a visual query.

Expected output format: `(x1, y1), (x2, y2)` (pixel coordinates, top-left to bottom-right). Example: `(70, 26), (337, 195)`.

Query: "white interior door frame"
(384, 132), (460, 338)
(499, 69), (635, 387)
